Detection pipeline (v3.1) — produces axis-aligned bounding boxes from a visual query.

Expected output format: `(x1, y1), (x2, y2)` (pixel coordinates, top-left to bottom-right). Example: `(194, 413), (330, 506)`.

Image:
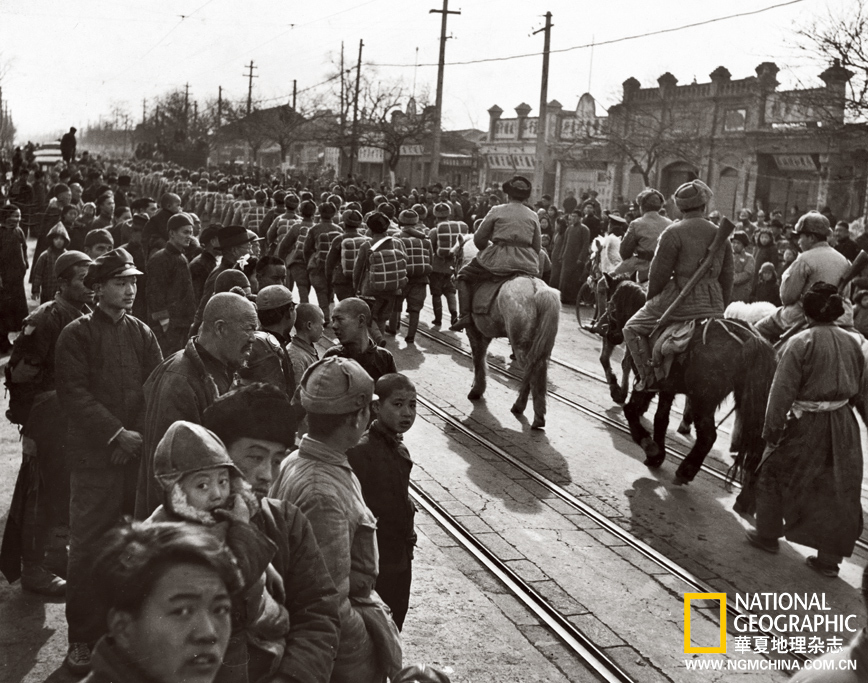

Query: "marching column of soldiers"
(2, 148), (868, 682)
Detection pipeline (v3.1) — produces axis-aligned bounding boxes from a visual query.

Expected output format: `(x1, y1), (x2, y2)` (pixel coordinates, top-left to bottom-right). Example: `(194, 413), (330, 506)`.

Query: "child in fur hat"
(147, 420), (290, 676)
(753, 262), (781, 306)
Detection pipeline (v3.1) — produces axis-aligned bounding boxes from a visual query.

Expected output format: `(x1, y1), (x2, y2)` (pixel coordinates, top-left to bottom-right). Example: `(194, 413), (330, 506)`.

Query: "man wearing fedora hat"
(190, 225), (257, 335)
(622, 180), (733, 390)
(55, 248), (163, 674)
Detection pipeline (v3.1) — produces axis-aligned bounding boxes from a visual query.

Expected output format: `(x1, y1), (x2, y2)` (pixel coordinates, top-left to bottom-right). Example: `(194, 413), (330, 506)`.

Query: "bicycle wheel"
(575, 281), (596, 328)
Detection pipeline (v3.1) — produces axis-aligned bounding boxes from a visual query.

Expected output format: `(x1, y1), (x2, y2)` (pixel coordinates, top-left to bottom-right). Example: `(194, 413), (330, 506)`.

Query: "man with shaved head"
(135, 292), (259, 518)
(325, 297), (397, 382)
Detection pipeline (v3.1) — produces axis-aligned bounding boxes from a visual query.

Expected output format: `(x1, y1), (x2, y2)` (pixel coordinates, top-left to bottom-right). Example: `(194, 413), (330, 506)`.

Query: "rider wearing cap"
(622, 180), (734, 390)
(755, 211), (851, 342)
(615, 188), (671, 282)
(450, 175), (542, 331)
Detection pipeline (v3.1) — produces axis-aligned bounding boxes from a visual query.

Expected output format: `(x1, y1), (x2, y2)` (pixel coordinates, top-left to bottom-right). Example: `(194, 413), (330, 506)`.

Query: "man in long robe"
(747, 283), (867, 577)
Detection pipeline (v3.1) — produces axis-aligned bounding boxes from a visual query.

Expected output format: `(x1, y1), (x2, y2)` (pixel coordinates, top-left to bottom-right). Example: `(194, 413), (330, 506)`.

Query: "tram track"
(400, 320), (868, 555)
(410, 483), (637, 683)
(413, 393), (809, 669)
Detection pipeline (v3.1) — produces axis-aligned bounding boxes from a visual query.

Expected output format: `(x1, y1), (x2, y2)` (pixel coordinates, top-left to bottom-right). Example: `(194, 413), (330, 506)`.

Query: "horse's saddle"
(650, 320), (698, 382)
(472, 275), (521, 315)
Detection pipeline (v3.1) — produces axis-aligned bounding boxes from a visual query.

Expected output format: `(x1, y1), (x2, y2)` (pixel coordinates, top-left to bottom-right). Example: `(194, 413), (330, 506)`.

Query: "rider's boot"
(449, 280), (472, 331)
(625, 333), (655, 391)
(445, 291), (459, 327)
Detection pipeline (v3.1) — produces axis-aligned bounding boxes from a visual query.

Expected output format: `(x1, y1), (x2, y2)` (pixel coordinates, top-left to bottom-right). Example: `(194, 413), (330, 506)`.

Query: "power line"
(370, 0), (807, 68)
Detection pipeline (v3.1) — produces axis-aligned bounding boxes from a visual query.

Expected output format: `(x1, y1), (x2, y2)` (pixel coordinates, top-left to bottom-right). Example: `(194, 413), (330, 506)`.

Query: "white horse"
(465, 277), (560, 429)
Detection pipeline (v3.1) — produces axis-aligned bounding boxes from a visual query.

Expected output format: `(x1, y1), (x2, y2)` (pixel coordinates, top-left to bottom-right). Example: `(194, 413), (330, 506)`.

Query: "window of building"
(723, 109), (746, 132)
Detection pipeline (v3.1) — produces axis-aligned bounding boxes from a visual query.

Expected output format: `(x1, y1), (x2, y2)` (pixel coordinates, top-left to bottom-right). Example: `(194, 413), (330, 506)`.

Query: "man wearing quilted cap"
(615, 188), (671, 282)
(622, 180), (734, 390)
(755, 211), (851, 342)
(271, 357), (403, 683)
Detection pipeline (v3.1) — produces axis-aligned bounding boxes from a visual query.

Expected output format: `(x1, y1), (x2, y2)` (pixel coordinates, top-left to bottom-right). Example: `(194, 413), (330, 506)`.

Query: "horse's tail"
(728, 334), (777, 501)
(525, 284), (560, 381)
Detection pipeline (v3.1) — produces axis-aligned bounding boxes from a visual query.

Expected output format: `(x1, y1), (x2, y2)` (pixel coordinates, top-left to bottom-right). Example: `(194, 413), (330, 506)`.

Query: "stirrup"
(450, 314), (472, 332)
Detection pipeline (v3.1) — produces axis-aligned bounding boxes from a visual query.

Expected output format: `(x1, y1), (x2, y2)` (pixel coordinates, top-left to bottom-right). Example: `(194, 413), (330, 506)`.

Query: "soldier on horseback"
(622, 180), (734, 391)
(614, 188), (671, 283)
(450, 175), (542, 332)
(754, 212), (850, 343)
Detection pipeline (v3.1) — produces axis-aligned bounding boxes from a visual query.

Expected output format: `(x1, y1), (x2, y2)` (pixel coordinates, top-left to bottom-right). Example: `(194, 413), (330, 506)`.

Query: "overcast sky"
(0, 0), (845, 142)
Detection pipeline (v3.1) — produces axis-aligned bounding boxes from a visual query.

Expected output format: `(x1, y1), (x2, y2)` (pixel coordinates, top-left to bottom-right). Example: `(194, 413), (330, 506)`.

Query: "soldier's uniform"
(326, 210), (369, 302)
(304, 206), (343, 322)
(391, 211), (433, 344)
(615, 189), (671, 282)
(0, 252), (93, 596)
(755, 213), (851, 341)
(428, 203), (467, 327)
(623, 180), (734, 390)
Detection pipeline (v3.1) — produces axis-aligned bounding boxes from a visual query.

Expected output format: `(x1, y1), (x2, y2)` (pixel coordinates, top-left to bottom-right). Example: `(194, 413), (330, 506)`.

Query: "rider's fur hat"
(636, 188), (664, 211)
(673, 180), (713, 212)
(503, 175), (532, 201)
(793, 211), (831, 238)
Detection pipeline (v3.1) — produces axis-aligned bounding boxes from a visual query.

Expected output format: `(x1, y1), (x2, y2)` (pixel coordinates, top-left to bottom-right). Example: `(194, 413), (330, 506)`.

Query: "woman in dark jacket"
(0, 204), (29, 352)
(751, 227), (778, 296)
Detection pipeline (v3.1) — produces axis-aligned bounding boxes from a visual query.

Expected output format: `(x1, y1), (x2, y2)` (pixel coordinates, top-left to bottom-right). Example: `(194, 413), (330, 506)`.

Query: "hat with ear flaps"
(502, 175), (532, 201)
(673, 180), (713, 212)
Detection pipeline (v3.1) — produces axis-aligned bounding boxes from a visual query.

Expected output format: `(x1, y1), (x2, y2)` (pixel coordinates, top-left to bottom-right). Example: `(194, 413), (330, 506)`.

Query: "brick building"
(481, 61), (868, 221)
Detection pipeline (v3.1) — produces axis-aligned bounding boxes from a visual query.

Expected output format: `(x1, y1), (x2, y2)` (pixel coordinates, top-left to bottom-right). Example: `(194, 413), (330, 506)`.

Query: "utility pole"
(533, 12), (553, 201)
(142, 98), (146, 126)
(216, 85), (223, 165)
(193, 101), (198, 124)
(292, 79), (297, 110)
(429, 0), (460, 185)
(349, 39), (363, 176)
(340, 42), (346, 131)
(244, 61), (258, 116)
(184, 82), (191, 124)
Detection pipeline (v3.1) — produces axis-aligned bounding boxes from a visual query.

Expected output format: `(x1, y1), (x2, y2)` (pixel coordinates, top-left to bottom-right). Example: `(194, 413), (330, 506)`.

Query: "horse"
(603, 278), (777, 485)
(465, 276), (560, 429)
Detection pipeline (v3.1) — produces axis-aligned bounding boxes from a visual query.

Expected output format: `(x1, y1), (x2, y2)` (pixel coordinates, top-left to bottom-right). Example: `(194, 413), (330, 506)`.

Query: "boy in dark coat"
(346, 373), (417, 629)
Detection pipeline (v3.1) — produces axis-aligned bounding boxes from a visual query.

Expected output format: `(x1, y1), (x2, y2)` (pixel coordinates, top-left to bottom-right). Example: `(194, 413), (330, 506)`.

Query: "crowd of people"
(2, 141), (868, 682)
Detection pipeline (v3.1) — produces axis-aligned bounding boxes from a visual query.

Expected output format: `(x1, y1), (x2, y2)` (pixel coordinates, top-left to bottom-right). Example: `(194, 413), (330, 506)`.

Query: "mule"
(465, 276), (560, 429)
(604, 279), (777, 485)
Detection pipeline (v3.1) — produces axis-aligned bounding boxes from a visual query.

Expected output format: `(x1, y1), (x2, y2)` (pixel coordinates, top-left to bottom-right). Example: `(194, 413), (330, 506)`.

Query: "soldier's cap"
(673, 179), (713, 211)
(153, 421), (242, 490)
(342, 209), (363, 228)
(198, 225), (220, 245)
(167, 213), (194, 232)
(273, 190), (287, 203)
(793, 211), (832, 238)
(117, 175), (131, 187)
(398, 209), (419, 226)
(607, 213), (628, 226)
(433, 202), (452, 217)
(731, 230), (750, 247)
(366, 212), (391, 233)
(84, 228), (114, 248)
(217, 225), (257, 249)
(215, 269), (250, 294)
(503, 175), (532, 200)
(246, 229), (264, 243)
(285, 193), (300, 208)
(84, 248), (143, 287)
(636, 188), (664, 210)
(256, 285), (294, 311)
(299, 357), (377, 414)
(412, 203), (428, 219)
(54, 250), (92, 279)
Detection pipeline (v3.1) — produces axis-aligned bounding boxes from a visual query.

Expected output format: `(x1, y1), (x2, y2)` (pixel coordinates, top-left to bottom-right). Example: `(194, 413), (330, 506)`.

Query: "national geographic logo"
(683, 593), (727, 654)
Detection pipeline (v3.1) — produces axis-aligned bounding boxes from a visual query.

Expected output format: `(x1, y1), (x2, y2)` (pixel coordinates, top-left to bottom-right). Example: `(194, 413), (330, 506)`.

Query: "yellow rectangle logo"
(684, 593), (727, 653)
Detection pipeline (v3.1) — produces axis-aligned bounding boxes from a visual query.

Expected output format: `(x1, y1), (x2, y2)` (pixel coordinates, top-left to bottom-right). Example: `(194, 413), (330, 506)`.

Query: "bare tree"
(562, 101), (705, 187)
(793, 0), (867, 121)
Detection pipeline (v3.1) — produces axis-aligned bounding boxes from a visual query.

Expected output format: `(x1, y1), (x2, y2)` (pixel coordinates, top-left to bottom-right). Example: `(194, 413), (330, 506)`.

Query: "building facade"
(481, 61), (868, 221)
